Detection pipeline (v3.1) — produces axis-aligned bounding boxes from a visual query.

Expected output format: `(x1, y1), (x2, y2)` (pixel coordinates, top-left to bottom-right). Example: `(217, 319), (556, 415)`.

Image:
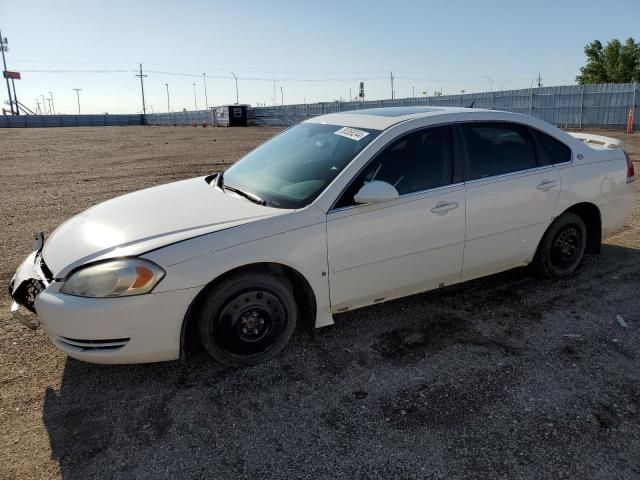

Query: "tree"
(576, 37), (640, 84)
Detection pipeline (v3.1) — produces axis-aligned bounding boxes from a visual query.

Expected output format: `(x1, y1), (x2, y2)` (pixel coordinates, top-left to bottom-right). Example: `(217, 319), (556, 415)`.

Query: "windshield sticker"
(334, 127), (370, 141)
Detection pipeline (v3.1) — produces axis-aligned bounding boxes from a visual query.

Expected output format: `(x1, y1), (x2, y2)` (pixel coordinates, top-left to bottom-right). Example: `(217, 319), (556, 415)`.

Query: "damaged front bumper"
(9, 232), (52, 330)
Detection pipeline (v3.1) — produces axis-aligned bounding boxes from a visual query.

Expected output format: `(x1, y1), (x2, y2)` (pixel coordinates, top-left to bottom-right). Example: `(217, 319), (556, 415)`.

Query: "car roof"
(304, 106), (494, 130)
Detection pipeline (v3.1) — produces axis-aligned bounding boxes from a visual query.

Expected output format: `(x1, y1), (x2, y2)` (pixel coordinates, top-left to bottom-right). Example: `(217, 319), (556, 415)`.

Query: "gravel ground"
(1, 126), (639, 480)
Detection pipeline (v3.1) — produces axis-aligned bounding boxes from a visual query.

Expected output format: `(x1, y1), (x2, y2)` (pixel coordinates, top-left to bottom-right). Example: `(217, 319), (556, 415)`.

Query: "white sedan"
(10, 107), (636, 366)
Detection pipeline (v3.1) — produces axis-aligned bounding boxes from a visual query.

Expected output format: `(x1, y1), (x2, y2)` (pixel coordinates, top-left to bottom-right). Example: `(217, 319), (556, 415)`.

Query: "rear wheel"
(532, 212), (587, 278)
(197, 272), (297, 367)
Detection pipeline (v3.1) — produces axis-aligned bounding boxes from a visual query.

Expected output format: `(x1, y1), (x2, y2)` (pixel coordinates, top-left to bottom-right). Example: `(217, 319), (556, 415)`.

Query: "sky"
(1, 0), (639, 115)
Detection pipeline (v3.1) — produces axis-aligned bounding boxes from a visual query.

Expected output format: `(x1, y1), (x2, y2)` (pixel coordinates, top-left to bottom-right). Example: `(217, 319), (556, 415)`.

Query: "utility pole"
(192, 83), (198, 110)
(202, 73), (208, 109)
(390, 72), (394, 100)
(280, 86), (283, 106)
(537, 73), (543, 88)
(11, 79), (19, 114)
(230, 72), (239, 104)
(0, 31), (13, 114)
(136, 63), (147, 114)
(73, 88), (82, 114)
(48, 91), (55, 114)
(165, 83), (170, 112)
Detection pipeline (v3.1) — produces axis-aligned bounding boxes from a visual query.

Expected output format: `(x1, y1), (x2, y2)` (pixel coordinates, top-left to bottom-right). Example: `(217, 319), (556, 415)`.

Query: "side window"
(461, 122), (537, 180)
(334, 125), (454, 208)
(534, 129), (571, 165)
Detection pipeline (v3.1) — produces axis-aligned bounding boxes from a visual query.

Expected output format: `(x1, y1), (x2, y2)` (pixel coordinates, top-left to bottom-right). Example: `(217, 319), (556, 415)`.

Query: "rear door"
(459, 121), (562, 279)
(326, 124), (466, 310)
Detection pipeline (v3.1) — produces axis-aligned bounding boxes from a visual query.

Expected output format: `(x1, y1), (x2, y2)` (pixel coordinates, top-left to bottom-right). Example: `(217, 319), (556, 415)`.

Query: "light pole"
(192, 83), (198, 111)
(41, 94), (47, 114)
(280, 86), (283, 106)
(34, 98), (41, 114)
(48, 91), (55, 114)
(165, 83), (170, 112)
(482, 75), (493, 92)
(230, 72), (239, 104)
(202, 73), (208, 109)
(0, 31), (13, 115)
(73, 88), (82, 114)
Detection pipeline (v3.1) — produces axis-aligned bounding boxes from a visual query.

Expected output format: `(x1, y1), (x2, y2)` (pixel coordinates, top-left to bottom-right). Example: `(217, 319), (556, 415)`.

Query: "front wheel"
(532, 212), (587, 278)
(197, 272), (297, 367)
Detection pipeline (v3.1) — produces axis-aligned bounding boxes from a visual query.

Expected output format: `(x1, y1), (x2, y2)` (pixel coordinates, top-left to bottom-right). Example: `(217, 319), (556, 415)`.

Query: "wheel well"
(180, 262), (317, 357)
(562, 202), (601, 254)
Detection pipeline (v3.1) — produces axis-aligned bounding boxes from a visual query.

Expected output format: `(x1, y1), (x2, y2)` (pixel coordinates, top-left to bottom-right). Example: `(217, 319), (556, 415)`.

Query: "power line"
(13, 59), (392, 77)
(18, 67), (538, 85)
(19, 67), (389, 82)
(21, 69), (136, 73)
(9, 60), (565, 87)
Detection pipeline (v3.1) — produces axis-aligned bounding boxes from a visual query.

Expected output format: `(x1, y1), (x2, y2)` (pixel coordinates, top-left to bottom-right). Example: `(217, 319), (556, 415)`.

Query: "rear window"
(461, 122), (537, 180)
(534, 130), (572, 165)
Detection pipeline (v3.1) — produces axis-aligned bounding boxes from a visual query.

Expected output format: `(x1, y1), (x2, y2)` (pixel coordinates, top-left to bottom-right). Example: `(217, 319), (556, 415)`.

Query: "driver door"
(326, 125), (466, 311)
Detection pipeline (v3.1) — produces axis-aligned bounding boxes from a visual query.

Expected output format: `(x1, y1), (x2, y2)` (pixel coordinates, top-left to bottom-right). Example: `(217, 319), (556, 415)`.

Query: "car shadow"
(42, 244), (640, 479)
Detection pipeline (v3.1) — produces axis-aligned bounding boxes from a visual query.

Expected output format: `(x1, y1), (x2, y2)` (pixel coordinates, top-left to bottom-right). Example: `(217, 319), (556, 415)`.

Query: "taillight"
(625, 151), (635, 183)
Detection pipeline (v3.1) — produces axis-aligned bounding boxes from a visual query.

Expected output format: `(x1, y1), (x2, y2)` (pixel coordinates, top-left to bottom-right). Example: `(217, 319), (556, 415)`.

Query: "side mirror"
(354, 180), (400, 204)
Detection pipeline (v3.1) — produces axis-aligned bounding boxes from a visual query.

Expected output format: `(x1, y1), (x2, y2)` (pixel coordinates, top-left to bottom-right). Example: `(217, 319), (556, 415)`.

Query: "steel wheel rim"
(550, 225), (582, 270)
(214, 289), (287, 357)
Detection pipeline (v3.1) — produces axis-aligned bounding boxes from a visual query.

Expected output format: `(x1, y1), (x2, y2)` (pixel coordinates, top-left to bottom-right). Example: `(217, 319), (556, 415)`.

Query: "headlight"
(60, 258), (165, 298)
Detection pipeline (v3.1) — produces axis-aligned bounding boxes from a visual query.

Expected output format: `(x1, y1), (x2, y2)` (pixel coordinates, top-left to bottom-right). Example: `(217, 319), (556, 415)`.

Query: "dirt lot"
(1, 126), (639, 479)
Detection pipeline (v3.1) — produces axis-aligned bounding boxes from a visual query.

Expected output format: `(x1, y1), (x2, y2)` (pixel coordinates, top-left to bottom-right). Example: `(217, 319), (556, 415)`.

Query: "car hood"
(43, 176), (288, 277)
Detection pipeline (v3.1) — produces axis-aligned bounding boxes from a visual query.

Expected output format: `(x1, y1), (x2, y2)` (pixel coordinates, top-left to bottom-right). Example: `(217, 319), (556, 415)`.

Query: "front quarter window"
(223, 123), (380, 209)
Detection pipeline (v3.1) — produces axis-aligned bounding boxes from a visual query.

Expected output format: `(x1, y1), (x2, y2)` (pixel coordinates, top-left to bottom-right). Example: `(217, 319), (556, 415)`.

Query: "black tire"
(197, 272), (297, 367)
(532, 212), (587, 278)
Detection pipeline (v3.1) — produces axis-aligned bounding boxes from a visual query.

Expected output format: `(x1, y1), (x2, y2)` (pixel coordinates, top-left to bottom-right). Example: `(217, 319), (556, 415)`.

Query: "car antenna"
(467, 100), (476, 108)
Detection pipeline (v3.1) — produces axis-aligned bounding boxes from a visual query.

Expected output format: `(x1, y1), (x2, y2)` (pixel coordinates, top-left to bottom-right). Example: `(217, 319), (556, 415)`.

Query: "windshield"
(222, 123), (381, 209)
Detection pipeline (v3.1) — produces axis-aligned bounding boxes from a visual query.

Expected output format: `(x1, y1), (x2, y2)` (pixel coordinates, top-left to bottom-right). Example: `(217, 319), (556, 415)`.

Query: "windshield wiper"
(225, 185), (266, 205)
(214, 171), (266, 206)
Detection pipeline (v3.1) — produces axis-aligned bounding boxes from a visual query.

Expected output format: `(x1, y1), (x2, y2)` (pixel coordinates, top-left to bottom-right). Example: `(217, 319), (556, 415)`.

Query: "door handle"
(537, 180), (558, 191)
(430, 201), (459, 214)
